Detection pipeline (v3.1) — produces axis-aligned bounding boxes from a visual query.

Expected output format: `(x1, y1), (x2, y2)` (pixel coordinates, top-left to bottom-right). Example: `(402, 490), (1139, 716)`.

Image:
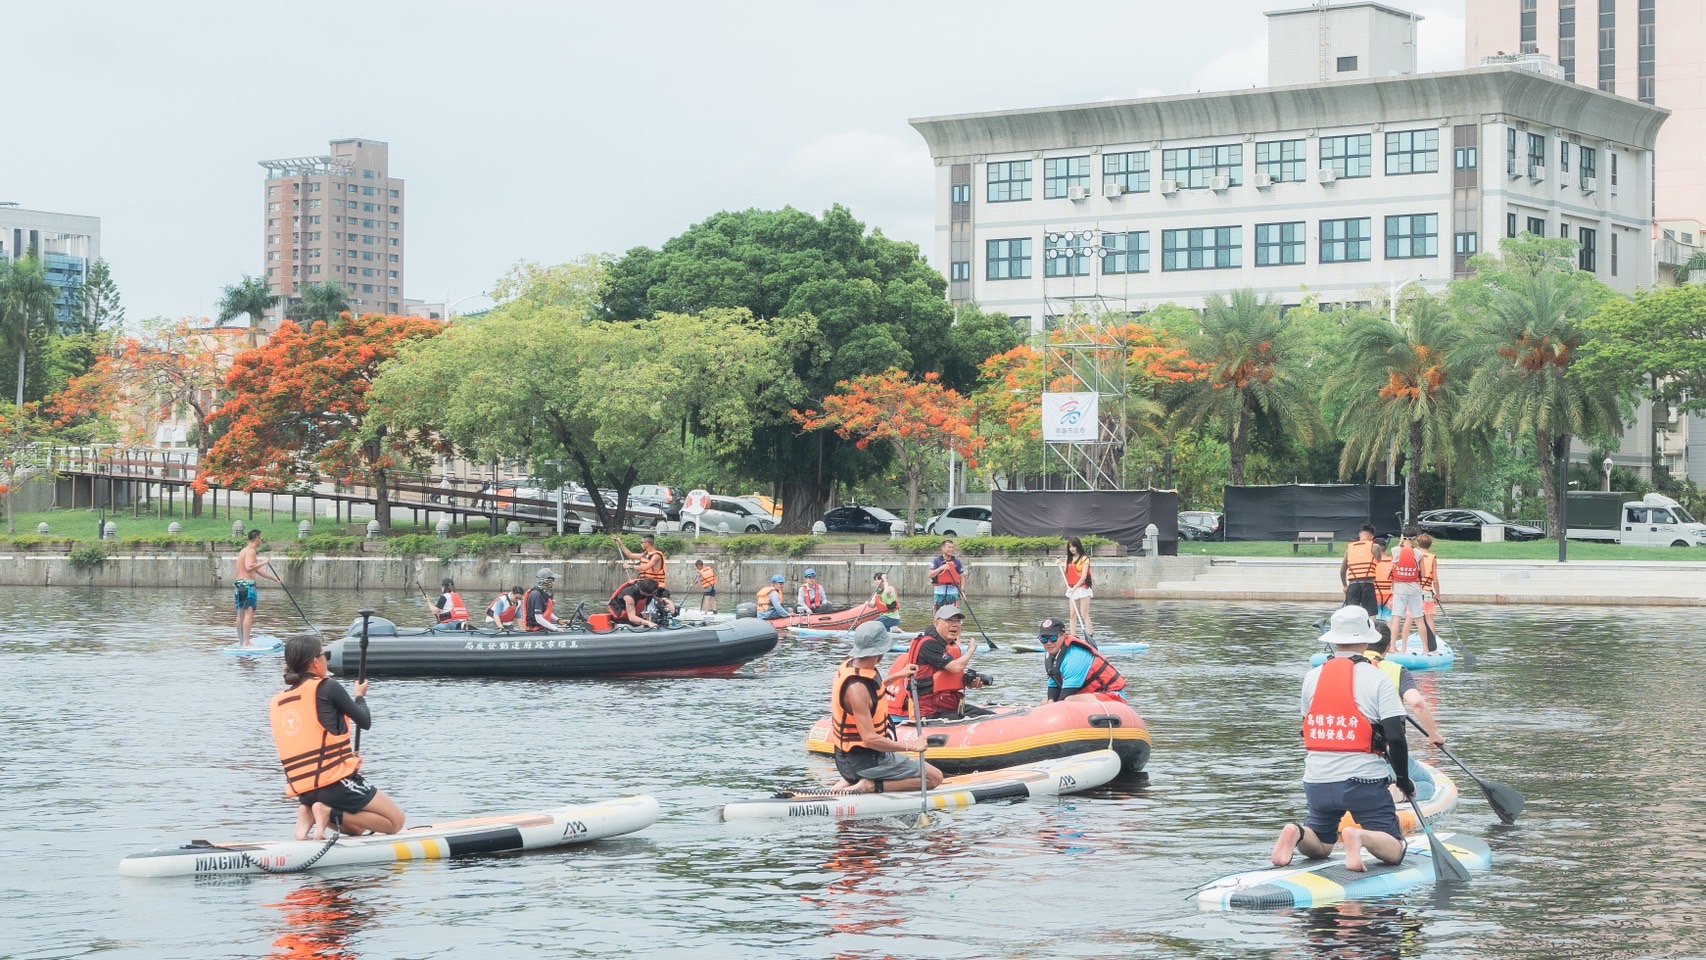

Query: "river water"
(3, 589), (1702, 960)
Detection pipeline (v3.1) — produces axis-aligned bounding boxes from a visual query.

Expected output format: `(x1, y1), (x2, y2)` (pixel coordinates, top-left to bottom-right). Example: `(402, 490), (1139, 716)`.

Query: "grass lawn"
(1179, 538), (1706, 562)
(0, 508), (431, 544)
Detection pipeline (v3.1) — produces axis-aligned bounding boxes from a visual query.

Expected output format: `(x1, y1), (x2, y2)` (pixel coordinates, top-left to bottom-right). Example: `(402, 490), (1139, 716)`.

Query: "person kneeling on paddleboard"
(829, 622), (944, 795)
(1037, 617), (1127, 703)
(1271, 606), (1412, 873)
(271, 636), (405, 841)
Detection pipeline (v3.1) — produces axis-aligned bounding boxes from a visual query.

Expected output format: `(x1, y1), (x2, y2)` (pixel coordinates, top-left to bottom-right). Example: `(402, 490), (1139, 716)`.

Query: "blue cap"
(771, 574), (785, 583)
(804, 568), (817, 578)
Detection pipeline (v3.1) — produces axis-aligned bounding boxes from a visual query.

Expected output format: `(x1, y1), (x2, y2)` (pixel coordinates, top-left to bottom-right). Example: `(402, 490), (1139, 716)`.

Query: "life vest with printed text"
(1391, 545), (1421, 583)
(269, 678), (362, 796)
(437, 591), (468, 623)
(1302, 656), (1379, 753)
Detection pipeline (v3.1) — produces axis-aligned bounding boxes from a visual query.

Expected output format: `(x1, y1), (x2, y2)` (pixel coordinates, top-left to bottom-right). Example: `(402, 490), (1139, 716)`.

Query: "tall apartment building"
(258, 138), (405, 325)
(0, 202), (101, 330)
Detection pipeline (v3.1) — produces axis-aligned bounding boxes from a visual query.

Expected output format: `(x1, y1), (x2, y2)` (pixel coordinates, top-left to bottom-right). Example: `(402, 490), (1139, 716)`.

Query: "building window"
(986, 238), (1032, 279)
(1580, 146), (1598, 187)
(389, 286), (399, 295)
(267, 251), (279, 261)
(1103, 152), (1150, 193)
(1044, 232), (1091, 277)
(1520, 0), (1538, 54)
(1454, 232), (1478, 256)
(1507, 129), (1519, 176)
(268, 186), (278, 197)
(950, 184), (970, 204)
(388, 270), (398, 279)
(389, 254), (399, 263)
(1321, 135), (1372, 179)
(1638, 0), (1655, 103)
(950, 261), (970, 281)
(1101, 231), (1149, 274)
(1527, 216), (1547, 237)
(1610, 232), (1618, 275)
(363, 169), (375, 179)
(1255, 222), (1306, 266)
(311, 265), (321, 275)
(1561, 222), (1572, 240)
(1599, 0), (1616, 92)
(987, 160), (1032, 202)
(1579, 228), (1598, 271)
(1507, 212), (1518, 238)
(1527, 133), (1546, 175)
(1610, 152), (1618, 187)
(1336, 55), (1358, 72)
(1162, 144), (1243, 189)
(1162, 226), (1241, 271)
(1560, 0), (1577, 82)
(1320, 218), (1372, 262)
(388, 204), (400, 214)
(389, 189), (399, 197)
(363, 284), (373, 293)
(268, 203), (280, 213)
(362, 186), (375, 196)
(388, 238), (399, 246)
(363, 203), (375, 213)
(1385, 214), (1438, 259)
(362, 268), (374, 278)
(348, 266), (358, 275)
(268, 236), (279, 245)
(1043, 157), (1090, 199)
(1256, 139), (1307, 182)
(1385, 129), (1439, 175)
(1454, 146), (1478, 170)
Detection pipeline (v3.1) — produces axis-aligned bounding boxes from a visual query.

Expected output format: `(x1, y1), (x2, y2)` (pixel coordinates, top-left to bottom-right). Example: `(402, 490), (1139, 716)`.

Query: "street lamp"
(1388, 275), (1428, 325)
(442, 292), (488, 323)
(1603, 456), (1614, 492)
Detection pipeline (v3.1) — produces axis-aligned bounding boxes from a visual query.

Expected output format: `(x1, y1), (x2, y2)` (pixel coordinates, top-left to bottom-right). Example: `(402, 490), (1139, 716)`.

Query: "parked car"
(1415, 509), (1545, 542)
(682, 495), (778, 534)
(741, 493), (783, 518)
(733, 496), (779, 520)
(923, 505), (992, 537)
(822, 504), (905, 535)
(630, 484), (684, 521)
(486, 478), (662, 529)
(1178, 516), (1217, 541)
(1179, 510), (1223, 540)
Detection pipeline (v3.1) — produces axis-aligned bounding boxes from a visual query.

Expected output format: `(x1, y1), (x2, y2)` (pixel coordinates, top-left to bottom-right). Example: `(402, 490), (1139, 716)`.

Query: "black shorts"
(703, 586), (716, 597)
(297, 772), (378, 814)
(833, 747), (918, 785)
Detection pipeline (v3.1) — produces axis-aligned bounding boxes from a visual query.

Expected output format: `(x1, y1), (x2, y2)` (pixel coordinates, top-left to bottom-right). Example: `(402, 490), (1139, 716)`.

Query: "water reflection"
(1280, 903), (1425, 960)
(265, 881), (377, 960)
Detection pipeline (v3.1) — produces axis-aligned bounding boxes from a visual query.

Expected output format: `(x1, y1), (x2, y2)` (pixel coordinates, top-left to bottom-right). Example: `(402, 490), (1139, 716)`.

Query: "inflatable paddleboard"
(1310, 637), (1455, 672)
(221, 638), (285, 656)
(1010, 641), (1149, 654)
(1196, 833), (1491, 909)
(119, 795), (659, 878)
(789, 626), (909, 641)
(719, 748), (1120, 822)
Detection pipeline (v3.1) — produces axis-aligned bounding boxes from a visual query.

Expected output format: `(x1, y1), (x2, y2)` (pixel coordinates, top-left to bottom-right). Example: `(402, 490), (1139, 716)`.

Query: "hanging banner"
(1041, 392), (1099, 442)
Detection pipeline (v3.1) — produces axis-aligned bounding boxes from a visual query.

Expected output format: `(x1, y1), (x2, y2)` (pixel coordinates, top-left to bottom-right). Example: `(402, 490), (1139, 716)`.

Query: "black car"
(822, 504), (905, 535)
(1178, 517), (1217, 541)
(1415, 509), (1545, 542)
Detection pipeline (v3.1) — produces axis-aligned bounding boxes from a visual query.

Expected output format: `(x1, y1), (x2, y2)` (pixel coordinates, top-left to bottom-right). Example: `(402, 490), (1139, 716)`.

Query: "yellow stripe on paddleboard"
(1282, 868), (1345, 905)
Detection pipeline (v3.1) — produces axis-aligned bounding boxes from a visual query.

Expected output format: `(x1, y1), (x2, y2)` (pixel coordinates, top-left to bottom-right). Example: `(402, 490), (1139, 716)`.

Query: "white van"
(1619, 494), (1706, 547)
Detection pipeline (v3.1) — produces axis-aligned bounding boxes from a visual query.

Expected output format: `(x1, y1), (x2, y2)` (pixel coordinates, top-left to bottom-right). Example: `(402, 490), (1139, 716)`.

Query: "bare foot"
(1271, 822), (1302, 867)
(1341, 826), (1367, 872)
(844, 779), (876, 795)
(309, 802), (333, 840)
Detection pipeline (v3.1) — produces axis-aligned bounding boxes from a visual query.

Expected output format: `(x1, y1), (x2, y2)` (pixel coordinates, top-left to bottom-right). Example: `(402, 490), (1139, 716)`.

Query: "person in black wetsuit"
(610, 577), (660, 628)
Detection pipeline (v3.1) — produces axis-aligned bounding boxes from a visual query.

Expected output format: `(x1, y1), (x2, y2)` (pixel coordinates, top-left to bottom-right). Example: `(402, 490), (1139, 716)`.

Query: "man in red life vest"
(929, 540), (964, 612)
(432, 577), (469, 629)
(1387, 525), (1426, 654)
(904, 604), (990, 720)
(829, 621), (943, 794)
(1271, 605), (1413, 873)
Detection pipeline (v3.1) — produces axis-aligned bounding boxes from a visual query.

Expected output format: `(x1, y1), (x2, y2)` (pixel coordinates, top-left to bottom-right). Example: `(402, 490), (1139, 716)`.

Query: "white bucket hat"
(1320, 605), (1380, 646)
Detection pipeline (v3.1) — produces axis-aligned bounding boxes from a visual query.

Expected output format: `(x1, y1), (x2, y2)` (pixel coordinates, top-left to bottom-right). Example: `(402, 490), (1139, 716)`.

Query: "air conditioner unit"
(1067, 185), (1091, 201)
(1316, 167), (1338, 184)
(1529, 166), (1547, 181)
(1253, 172), (1275, 189)
(1102, 182), (1125, 198)
(1582, 177), (1598, 193)
(1159, 179), (1179, 195)
(1209, 176), (1230, 192)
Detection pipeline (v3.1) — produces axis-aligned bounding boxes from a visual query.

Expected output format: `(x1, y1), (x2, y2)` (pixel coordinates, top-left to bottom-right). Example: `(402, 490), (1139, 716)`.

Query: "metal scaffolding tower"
(1040, 292), (1132, 490)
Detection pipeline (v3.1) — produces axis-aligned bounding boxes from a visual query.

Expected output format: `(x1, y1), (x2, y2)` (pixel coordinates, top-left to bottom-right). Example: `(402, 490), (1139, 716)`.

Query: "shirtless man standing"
(235, 529), (285, 648)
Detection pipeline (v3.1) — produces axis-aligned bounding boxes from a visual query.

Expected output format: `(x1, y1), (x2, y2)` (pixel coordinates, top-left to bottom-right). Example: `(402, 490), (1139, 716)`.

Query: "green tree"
(285, 280), (353, 324)
(1674, 251), (1706, 285)
(1447, 234), (1615, 317)
(603, 205), (1021, 530)
(1578, 284), (1706, 415)
(1172, 289), (1320, 485)
(215, 274), (279, 348)
(1328, 298), (1468, 518)
(0, 255), (59, 409)
(75, 258), (123, 336)
(1456, 271), (1628, 540)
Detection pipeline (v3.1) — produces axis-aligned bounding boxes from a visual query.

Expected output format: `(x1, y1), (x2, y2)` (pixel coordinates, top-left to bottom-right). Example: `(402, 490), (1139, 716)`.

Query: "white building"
(0, 202), (101, 330)
(909, 3), (1667, 332)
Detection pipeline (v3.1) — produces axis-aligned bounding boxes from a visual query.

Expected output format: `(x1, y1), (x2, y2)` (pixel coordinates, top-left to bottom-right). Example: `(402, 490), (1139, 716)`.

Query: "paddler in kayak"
(272, 636), (405, 840)
(797, 568), (832, 614)
(829, 622), (943, 794)
(1271, 606), (1413, 873)
(1037, 617), (1127, 702)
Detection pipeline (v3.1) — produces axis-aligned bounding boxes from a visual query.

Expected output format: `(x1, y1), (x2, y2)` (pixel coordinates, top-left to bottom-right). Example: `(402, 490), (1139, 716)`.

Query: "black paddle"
(1393, 761), (1472, 885)
(353, 609), (373, 752)
(1406, 716), (1524, 824)
(276, 578), (319, 635)
(954, 591), (1000, 652)
(1431, 600), (1478, 669)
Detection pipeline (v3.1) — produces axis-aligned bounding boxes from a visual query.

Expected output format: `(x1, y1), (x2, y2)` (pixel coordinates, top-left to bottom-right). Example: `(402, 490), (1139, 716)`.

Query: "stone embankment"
(2, 549), (1700, 606)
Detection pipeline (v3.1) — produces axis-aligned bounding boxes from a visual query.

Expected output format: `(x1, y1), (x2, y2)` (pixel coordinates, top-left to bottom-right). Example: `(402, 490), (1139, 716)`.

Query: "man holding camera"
(904, 604), (992, 720)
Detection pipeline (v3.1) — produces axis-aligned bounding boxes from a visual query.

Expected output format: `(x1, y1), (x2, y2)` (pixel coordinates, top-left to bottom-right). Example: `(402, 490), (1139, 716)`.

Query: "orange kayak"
(807, 698), (1151, 777)
(765, 599), (885, 634)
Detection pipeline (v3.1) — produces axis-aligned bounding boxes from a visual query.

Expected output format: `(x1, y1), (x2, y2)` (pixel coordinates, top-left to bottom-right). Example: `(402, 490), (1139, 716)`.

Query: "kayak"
(1196, 832), (1492, 909)
(1010, 641), (1149, 654)
(1309, 637), (1456, 672)
(719, 748), (1121, 822)
(119, 795), (660, 878)
(222, 637), (285, 657)
(764, 600), (885, 634)
(806, 699), (1152, 777)
(326, 616), (777, 678)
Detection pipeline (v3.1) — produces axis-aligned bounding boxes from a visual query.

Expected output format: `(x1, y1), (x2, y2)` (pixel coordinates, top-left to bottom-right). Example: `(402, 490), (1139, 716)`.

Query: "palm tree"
(1330, 299), (1468, 519)
(1456, 271), (1626, 540)
(286, 281), (352, 324)
(0, 255), (61, 408)
(1173, 290), (1320, 484)
(1676, 251), (1706, 285)
(215, 275), (279, 348)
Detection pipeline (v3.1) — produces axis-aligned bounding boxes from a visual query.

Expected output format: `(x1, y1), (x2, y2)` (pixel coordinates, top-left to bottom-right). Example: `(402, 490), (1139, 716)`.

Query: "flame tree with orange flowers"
(197, 313), (443, 533)
(795, 369), (983, 534)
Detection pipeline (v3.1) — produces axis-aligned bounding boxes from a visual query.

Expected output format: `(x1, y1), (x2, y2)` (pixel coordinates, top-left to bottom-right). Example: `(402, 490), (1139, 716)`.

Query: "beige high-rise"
(258, 138), (405, 326)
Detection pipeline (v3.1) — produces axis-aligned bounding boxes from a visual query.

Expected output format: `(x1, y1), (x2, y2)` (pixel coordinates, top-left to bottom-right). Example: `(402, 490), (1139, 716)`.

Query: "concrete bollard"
(167, 522), (182, 535)
(103, 521), (117, 540)
(506, 521), (521, 536)
(232, 520), (245, 540)
(812, 521), (827, 536)
(298, 520), (312, 540)
(436, 518), (451, 539)
(1143, 523), (1158, 557)
(366, 519), (381, 539)
(717, 522), (730, 537)
(578, 520), (593, 535)
(889, 520), (906, 540)
(36, 522), (49, 535)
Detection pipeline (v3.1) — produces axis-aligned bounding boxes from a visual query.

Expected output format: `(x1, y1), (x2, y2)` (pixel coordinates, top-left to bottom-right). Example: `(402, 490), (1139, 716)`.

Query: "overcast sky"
(3, 0), (1465, 321)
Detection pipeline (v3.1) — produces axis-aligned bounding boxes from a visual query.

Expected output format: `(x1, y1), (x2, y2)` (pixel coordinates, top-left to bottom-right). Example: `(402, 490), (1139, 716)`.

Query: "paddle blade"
(1483, 779), (1525, 825)
(1410, 796), (1471, 884)
(1457, 643), (1479, 670)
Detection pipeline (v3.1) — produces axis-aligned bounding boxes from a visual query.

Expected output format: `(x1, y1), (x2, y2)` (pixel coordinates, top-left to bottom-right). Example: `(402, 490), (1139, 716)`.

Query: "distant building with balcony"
(0, 202), (101, 330)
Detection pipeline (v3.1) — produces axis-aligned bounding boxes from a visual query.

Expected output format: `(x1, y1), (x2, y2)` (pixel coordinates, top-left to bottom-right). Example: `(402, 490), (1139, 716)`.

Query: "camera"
(966, 669), (995, 687)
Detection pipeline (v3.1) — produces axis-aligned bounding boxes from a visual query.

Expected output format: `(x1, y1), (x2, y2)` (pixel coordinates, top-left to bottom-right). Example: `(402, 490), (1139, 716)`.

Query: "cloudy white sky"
(3, 0), (1465, 320)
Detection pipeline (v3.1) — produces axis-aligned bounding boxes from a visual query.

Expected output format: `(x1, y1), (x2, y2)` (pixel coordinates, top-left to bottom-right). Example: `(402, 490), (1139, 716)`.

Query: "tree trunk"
(5, 483), (13, 534)
(15, 348), (25, 409)
(1228, 399), (1252, 486)
(374, 467), (391, 533)
(1535, 429), (1561, 541)
(1407, 419), (1425, 521)
(777, 432), (834, 533)
(904, 468), (921, 537)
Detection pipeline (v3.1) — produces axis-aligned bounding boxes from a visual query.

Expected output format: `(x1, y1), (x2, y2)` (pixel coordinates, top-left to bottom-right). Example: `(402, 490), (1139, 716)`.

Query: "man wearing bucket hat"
(797, 568), (830, 614)
(1271, 605), (1413, 873)
(828, 622), (944, 794)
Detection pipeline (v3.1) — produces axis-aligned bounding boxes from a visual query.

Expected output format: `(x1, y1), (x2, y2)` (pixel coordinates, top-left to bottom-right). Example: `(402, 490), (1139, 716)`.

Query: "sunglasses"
(317, 651), (331, 660)
(1039, 634), (1062, 643)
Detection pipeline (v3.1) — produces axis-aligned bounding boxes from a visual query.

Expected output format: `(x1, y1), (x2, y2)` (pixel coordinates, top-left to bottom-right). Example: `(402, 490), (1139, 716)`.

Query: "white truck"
(1566, 492), (1706, 547)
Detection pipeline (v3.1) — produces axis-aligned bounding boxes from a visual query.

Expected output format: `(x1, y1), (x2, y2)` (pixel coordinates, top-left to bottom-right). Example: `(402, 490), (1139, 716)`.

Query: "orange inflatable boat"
(806, 698), (1151, 777)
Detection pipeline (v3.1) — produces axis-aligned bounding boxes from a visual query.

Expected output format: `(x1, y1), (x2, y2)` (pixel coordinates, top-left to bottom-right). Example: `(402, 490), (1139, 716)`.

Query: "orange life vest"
(800, 582), (826, 609)
(929, 557), (963, 587)
(1418, 552), (1437, 591)
(1302, 657), (1378, 753)
(637, 548), (666, 587)
(522, 587), (554, 632)
(757, 584), (783, 608)
(436, 590), (468, 623)
(269, 678), (362, 796)
(488, 593), (520, 625)
(1045, 635), (1127, 696)
(906, 629), (965, 716)
(608, 578), (655, 620)
(698, 566), (717, 589)
(1390, 545), (1421, 583)
(1373, 558), (1394, 608)
(1344, 540), (1377, 580)
(830, 660), (893, 750)
(1065, 556), (1088, 588)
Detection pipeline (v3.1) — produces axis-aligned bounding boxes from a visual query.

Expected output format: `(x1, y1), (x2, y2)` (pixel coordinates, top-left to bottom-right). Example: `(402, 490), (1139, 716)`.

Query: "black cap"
(1038, 616), (1066, 637)
(440, 577), (454, 586)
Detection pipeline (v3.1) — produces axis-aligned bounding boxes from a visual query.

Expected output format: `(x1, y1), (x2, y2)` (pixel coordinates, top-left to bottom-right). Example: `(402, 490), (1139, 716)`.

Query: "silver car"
(682, 495), (778, 534)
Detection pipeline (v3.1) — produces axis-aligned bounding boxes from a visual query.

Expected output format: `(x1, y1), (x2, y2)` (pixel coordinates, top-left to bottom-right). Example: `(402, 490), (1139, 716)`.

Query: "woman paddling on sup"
(271, 636), (406, 840)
